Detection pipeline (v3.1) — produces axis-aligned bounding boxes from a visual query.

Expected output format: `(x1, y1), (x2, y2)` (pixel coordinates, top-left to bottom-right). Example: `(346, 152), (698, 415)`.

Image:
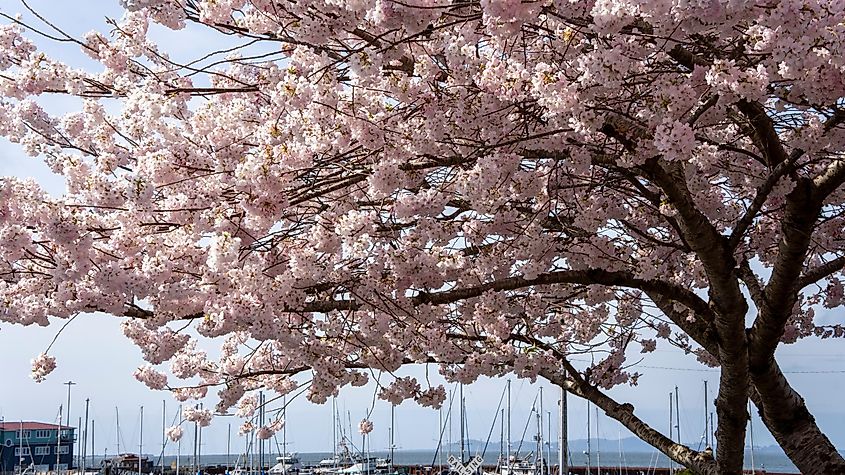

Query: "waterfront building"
(0, 422), (75, 474)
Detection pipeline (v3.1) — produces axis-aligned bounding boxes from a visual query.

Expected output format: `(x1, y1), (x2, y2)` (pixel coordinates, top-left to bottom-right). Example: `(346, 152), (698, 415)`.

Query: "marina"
(0, 375), (799, 475)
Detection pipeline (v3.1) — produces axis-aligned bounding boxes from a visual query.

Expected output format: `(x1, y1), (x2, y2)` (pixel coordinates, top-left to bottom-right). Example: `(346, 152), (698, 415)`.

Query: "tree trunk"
(750, 359), (845, 474)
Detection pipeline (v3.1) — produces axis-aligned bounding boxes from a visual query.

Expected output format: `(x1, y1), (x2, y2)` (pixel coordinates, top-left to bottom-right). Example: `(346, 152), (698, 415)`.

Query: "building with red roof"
(0, 421), (75, 473)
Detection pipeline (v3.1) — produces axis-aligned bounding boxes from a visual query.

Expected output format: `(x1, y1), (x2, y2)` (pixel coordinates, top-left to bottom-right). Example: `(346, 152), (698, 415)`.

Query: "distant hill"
(443, 439), (827, 457)
(444, 437), (656, 454)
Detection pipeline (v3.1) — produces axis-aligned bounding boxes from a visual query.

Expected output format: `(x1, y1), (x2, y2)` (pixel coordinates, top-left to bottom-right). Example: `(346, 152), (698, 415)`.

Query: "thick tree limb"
(643, 160), (749, 474)
(750, 178), (816, 362)
(122, 268), (712, 320)
(799, 255), (845, 288)
(540, 364), (717, 475)
(748, 358), (845, 475)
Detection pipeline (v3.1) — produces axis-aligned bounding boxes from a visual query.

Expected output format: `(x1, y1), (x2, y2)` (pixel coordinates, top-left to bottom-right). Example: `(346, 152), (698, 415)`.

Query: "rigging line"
(481, 385), (508, 458)
(513, 392), (539, 458)
(430, 383), (458, 468)
(155, 406), (183, 467)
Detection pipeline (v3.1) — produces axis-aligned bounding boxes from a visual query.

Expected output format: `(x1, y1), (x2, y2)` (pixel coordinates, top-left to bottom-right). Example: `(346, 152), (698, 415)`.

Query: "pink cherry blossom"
(1, 2), (844, 472)
(358, 419), (373, 435)
(30, 353), (56, 383)
(165, 425), (183, 442)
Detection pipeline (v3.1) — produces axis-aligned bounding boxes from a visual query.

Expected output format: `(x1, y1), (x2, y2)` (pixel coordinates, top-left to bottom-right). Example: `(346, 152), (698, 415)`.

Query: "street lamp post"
(63, 382), (76, 428)
(63, 382), (76, 474)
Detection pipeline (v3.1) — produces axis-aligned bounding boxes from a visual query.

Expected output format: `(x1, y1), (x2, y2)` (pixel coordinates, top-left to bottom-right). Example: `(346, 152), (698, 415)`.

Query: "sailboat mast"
(139, 406), (144, 475)
(227, 423), (231, 475)
(83, 399), (90, 474)
(506, 380), (511, 474)
(447, 390), (452, 462)
(748, 401), (755, 473)
(546, 411), (551, 475)
(162, 400), (166, 475)
(668, 393), (674, 474)
(585, 401), (591, 475)
(534, 400), (541, 475)
(78, 417), (82, 471)
(538, 388), (544, 475)
(459, 384), (465, 464)
(703, 381), (709, 448)
(332, 397), (337, 462)
(57, 409), (62, 475)
(674, 386), (681, 446)
(499, 408), (504, 466)
(559, 388), (568, 475)
(199, 403), (204, 474)
(176, 405), (182, 475)
(390, 403), (395, 471)
(193, 406), (198, 475)
(594, 407), (600, 474)
(116, 407), (121, 455)
(260, 393), (265, 475)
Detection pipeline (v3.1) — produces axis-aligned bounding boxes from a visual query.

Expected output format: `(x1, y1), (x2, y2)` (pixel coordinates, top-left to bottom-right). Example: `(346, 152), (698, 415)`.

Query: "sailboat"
(99, 407), (153, 475)
(269, 395), (302, 475)
(489, 386), (547, 475)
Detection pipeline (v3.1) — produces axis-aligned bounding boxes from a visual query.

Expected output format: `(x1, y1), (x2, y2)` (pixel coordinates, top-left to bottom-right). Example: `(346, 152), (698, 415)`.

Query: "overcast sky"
(0, 0), (843, 459)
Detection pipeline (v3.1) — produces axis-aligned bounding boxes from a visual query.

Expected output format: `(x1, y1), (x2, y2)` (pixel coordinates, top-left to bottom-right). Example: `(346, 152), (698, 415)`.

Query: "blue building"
(0, 422), (75, 473)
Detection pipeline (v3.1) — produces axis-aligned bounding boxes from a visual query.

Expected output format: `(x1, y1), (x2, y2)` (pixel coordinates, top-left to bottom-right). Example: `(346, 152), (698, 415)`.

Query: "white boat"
(337, 458), (378, 475)
(494, 455), (545, 475)
(313, 455), (349, 474)
(269, 455), (303, 474)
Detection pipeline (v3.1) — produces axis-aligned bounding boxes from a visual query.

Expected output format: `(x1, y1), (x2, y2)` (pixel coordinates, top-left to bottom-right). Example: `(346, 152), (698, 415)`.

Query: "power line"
(630, 364), (845, 374)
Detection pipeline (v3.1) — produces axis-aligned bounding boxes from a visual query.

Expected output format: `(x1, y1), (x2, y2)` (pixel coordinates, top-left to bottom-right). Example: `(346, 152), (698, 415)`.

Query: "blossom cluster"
(358, 419), (374, 435)
(1, 0), (844, 431)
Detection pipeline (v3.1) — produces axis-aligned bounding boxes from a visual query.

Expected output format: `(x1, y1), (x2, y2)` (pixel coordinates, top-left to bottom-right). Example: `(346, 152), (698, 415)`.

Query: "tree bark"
(750, 359), (845, 474)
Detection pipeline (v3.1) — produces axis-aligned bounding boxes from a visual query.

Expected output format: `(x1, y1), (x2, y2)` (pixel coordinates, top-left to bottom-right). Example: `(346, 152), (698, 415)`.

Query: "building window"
(34, 430), (52, 439)
(34, 447), (50, 456)
(60, 430), (70, 438)
(55, 446), (69, 455)
(17, 430), (31, 439)
(15, 447), (31, 456)
(56, 464), (68, 471)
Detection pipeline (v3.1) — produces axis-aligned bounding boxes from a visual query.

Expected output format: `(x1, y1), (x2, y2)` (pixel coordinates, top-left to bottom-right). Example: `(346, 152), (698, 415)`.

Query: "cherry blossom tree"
(2, 1), (845, 473)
